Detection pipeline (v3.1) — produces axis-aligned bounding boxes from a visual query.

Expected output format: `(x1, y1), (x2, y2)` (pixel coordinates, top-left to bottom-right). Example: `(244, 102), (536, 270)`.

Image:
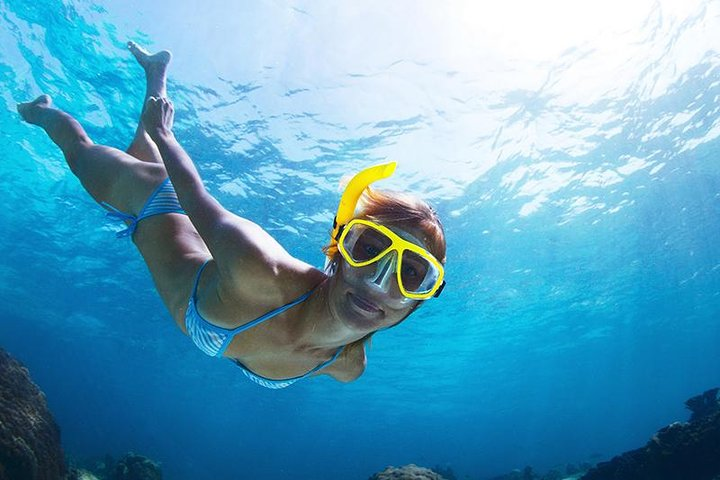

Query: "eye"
(354, 233), (389, 260)
(363, 243), (382, 257)
(401, 252), (430, 291)
(402, 263), (419, 278)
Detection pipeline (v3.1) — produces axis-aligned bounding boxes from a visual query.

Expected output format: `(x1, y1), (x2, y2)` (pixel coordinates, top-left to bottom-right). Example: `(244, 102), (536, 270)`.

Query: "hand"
(142, 96), (174, 140)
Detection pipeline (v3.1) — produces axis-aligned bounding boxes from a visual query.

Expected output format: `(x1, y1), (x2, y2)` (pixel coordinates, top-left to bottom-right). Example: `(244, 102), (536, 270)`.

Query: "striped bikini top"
(185, 259), (344, 389)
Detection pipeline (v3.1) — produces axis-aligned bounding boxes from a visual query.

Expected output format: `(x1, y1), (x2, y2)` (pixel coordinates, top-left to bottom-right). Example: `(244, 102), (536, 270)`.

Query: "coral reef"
(581, 387), (720, 480)
(0, 347), (161, 480)
(369, 464), (449, 480)
(69, 470), (101, 480)
(112, 453), (162, 480)
(0, 347), (67, 480)
(66, 452), (162, 480)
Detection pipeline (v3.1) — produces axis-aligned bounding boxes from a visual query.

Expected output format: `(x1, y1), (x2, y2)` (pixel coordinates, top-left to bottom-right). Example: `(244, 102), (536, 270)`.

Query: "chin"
(344, 289), (417, 334)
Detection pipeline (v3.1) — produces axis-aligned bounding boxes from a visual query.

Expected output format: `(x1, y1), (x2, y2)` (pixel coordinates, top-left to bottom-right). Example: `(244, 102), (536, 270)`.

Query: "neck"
(292, 277), (366, 351)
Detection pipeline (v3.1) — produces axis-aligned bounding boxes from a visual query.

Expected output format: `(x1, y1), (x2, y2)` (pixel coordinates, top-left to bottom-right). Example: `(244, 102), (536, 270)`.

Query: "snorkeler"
(17, 42), (446, 389)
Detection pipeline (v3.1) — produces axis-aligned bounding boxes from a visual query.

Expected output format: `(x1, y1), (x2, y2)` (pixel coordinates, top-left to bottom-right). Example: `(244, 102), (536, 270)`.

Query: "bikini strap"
(215, 288), (315, 356)
(228, 289), (314, 334)
(304, 345), (345, 377)
(102, 202), (138, 238)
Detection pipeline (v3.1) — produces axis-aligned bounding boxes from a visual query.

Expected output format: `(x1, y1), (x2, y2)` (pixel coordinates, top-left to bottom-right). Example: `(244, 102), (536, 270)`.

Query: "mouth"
(348, 292), (383, 316)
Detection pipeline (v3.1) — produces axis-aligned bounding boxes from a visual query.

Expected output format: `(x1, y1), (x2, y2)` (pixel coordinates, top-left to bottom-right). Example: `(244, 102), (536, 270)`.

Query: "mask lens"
(346, 224), (392, 263)
(400, 250), (436, 293)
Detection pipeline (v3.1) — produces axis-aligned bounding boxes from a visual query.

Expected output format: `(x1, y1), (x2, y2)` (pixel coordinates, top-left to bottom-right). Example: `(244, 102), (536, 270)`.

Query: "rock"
(582, 388), (720, 480)
(686, 388), (720, 422)
(0, 347), (67, 480)
(67, 469), (101, 480)
(112, 453), (162, 480)
(369, 464), (449, 480)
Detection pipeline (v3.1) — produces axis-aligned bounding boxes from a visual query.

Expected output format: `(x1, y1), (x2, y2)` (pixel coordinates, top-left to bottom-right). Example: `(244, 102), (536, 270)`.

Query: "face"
(328, 223), (432, 333)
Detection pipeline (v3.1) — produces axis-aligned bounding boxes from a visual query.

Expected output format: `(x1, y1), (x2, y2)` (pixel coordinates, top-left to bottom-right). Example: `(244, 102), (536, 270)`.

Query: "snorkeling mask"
(327, 163), (445, 300)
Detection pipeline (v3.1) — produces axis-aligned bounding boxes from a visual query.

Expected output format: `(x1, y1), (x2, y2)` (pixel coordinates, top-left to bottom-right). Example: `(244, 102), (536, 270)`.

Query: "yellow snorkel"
(328, 161), (397, 254)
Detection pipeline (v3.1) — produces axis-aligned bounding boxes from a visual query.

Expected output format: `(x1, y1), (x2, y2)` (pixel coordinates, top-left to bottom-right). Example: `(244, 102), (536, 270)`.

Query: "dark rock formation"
(686, 388), (720, 422)
(112, 453), (162, 480)
(582, 388), (720, 480)
(369, 464), (448, 480)
(0, 347), (67, 480)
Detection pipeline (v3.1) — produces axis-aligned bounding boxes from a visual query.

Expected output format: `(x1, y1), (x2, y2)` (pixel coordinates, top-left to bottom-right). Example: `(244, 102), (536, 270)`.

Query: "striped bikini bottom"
(102, 177), (186, 238)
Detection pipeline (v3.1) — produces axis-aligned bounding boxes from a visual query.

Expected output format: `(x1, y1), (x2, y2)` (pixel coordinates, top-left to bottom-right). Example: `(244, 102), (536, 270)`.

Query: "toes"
(128, 41), (149, 58)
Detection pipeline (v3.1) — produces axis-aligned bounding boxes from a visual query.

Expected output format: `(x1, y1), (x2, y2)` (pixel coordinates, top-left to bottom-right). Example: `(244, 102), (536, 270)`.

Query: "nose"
(367, 251), (397, 292)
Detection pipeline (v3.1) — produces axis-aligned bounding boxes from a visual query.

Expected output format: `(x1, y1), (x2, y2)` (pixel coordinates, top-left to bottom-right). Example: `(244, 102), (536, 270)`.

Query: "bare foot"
(127, 41), (172, 73)
(17, 94), (52, 125)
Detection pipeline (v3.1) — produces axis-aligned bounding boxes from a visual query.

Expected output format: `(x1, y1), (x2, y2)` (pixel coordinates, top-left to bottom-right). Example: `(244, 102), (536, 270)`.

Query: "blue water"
(1, 1), (719, 479)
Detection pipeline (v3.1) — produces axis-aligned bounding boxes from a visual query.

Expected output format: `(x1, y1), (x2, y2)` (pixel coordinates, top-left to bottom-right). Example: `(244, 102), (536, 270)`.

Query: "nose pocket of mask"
(368, 252), (396, 290)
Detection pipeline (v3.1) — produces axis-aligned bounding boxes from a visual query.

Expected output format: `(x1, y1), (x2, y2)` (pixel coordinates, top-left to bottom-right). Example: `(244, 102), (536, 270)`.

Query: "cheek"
(338, 260), (370, 285)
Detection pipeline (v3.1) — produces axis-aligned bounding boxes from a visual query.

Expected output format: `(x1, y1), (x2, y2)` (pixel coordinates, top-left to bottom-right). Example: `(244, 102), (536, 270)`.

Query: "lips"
(348, 292), (382, 315)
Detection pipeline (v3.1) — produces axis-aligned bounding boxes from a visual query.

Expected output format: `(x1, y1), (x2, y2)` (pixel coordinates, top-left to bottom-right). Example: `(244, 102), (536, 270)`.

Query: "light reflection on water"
(1, 1), (719, 479)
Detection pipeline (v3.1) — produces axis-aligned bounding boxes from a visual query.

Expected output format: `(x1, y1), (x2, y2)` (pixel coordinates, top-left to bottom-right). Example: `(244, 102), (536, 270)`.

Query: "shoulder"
(218, 255), (325, 309)
(322, 341), (367, 383)
(213, 215), (325, 302)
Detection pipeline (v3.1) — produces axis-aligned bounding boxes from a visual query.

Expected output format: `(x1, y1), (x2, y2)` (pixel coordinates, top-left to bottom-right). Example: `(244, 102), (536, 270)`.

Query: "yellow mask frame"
(337, 218), (445, 300)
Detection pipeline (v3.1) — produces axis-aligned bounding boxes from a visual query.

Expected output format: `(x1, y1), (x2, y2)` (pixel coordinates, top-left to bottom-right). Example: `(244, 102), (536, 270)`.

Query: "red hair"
(323, 188), (446, 263)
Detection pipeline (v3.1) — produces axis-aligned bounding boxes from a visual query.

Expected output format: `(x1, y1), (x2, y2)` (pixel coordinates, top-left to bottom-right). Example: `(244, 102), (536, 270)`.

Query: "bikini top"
(184, 259), (344, 389)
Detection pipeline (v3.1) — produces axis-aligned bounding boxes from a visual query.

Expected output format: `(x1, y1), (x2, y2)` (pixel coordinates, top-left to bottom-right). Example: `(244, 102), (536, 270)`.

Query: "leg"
(125, 41), (172, 164)
(18, 95), (211, 317)
(17, 95), (165, 213)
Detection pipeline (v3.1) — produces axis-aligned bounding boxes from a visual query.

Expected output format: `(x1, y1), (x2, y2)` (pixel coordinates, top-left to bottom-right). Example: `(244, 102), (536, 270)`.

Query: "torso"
(132, 213), (366, 382)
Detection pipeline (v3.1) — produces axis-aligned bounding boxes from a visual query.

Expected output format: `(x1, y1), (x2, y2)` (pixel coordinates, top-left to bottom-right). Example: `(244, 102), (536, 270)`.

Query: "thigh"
(134, 216), (212, 327)
(74, 144), (167, 214)
(74, 145), (212, 326)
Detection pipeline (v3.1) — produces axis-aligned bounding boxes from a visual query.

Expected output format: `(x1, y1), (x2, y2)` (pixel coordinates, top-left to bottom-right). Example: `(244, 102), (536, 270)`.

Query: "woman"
(17, 42), (447, 389)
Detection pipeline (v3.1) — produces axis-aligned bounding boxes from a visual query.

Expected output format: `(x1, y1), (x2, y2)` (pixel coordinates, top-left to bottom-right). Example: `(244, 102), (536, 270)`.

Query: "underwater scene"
(1, 0), (719, 479)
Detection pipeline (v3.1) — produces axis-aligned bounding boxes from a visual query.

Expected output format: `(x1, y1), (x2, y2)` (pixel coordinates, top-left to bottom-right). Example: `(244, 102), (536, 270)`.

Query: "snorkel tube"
(327, 162), (397, 262)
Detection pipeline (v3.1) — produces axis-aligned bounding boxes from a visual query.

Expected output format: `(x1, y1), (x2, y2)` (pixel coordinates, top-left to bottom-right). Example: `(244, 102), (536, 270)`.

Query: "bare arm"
(141, 96), (299, 283)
